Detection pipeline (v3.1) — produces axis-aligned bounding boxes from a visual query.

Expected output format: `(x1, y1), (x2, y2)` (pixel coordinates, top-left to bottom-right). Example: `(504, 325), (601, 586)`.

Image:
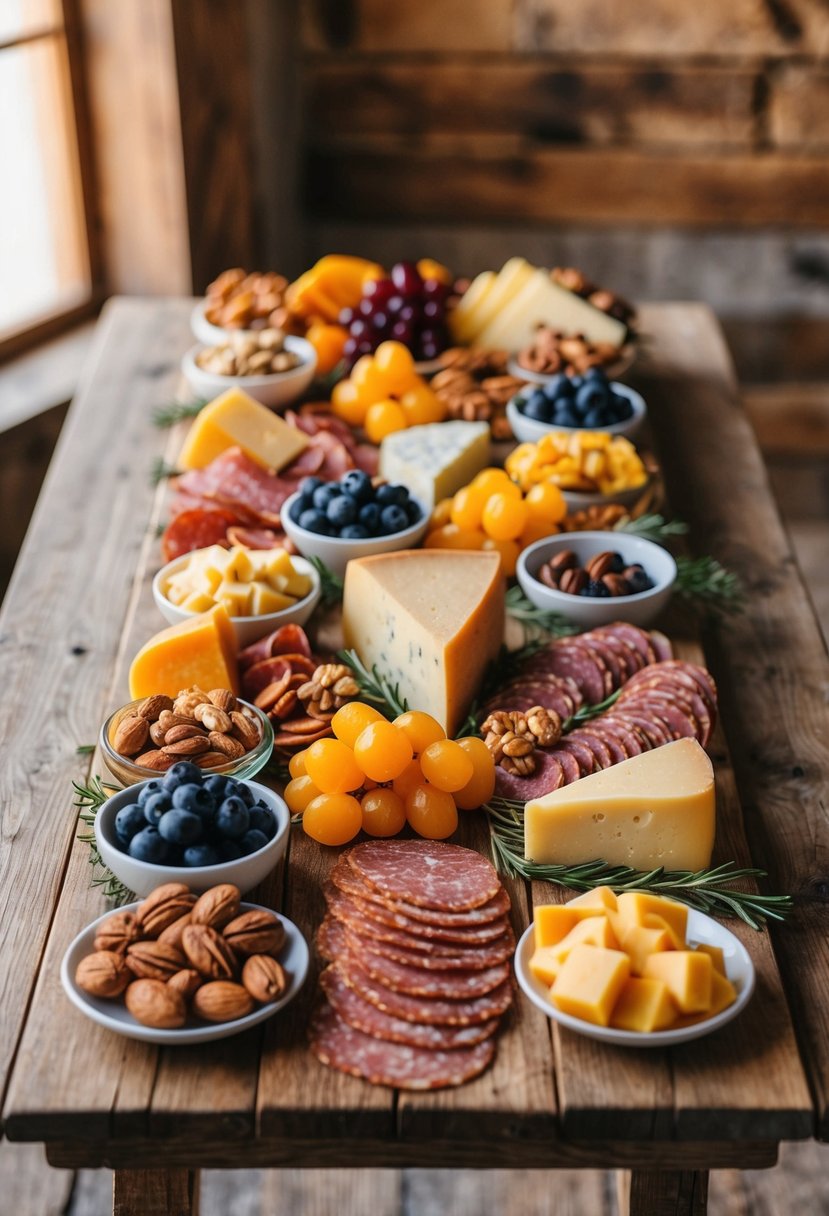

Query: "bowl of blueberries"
(281, 469), (429, 576)
(507, 369), (646, 443)
(95, 767), (290, 896)
(516, 531), (676, 628)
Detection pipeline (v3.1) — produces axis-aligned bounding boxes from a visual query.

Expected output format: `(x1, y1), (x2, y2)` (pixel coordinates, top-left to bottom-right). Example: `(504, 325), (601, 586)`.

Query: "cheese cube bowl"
(506, 383), (647, 444)
(94, 778), (290, 896)
(153, 553), (321, 648)
(516, 531), (676, 629)
(281, 490), (430, 577)
(181, 337), (317, 410)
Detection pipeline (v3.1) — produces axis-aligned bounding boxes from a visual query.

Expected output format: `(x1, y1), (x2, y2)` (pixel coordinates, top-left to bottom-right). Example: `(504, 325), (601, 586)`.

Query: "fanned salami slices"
(161, 507), (241, 562)
(348, 840), (501, 912)
(330, 858), (510, 926)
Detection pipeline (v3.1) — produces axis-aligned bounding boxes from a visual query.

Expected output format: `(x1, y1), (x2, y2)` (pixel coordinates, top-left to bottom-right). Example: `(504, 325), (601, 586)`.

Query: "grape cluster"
(290, 470), (422, 539)
(340, 262), (450, 368)
(519, 368), (634, 430)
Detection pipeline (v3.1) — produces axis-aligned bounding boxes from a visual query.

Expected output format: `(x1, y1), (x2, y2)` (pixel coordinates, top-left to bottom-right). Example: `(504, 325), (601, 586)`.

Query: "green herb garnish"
(336, 648), (410, 719)
(308, 556), (344, 607)
(675, 555), (745, 617)
(152, 399), (207, 429)
(505, 585), (581, 644)
(74, 778), (133, 904)
(614, 512), (689, 543)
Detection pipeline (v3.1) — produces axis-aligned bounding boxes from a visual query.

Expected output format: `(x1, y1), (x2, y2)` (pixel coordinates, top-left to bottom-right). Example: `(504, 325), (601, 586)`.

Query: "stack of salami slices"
(310, 840), (515, 1090)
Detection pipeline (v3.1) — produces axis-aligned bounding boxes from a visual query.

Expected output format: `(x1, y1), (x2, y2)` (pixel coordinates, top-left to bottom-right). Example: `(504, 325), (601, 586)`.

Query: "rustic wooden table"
(1, 298), (827, 1216)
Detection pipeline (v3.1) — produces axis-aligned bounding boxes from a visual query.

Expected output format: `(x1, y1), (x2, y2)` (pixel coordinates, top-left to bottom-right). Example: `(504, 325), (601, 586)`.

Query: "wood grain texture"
(112, 1168), (198, 1216)
(301, 0), (512, 52)
(769, 65), (829, 148)
(743, 384), (829, 457)
(619, 1168), (708, 1216)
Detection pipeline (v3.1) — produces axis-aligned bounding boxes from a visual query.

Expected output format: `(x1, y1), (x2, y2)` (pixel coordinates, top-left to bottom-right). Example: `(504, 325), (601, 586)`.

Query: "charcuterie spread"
(66, 253), (789, 1094)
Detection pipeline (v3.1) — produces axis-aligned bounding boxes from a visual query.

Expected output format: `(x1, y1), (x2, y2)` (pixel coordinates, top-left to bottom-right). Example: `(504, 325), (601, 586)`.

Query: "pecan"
(254, 679), (291, 712)
(191, 883), (241, 930)
(126, 941), (187, 981)
(134, 749), (175, 772)
(223, 909), (285, 957)
(602, 573), (631, 597)
(167, 969), (203, 1000)
(138, 694), (174, 722)
(192, 981), (254, 1023)
(182, 924), (238, 980)
(162, 735), (210, 757)
(207, 689), (237, 713)
(126, 979), (186, 1029)
(137, 884), (196, 937)
(548, 549), (578, 574)
(242, 955), (287, 1003)
(559, 568), (588, 595)
(158, 912), (192, 951)
(112, 714), (149, 757)
(230, 711), (261, 749)
(539, 564), (560, 590)
(94, 910), (140, 955)
(585, 551), (615, 580)
(207, 731), (246, 759)
(269, 690), (298, 721)
(75, 950), (131, 998)
(193, 703), (232, 733)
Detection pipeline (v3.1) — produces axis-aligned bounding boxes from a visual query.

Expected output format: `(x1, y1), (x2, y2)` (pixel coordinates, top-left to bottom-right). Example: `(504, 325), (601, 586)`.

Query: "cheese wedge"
(524, 738), (715, 871)
(177, 387), (308, 472)
(129, 603), (239, 699)
(610, 977), (677, 1032)
(643, 951), (713, 1015)
(341, 550), (504, 736)
(380, 420), (490, 508)
(449, 270), (497, 342)
(476, 269), (627, 351)
(461, 257), (535, 340)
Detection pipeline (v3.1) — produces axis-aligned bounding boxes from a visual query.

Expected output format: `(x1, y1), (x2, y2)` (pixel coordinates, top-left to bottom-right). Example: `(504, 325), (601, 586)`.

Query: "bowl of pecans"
(182, 332), (317, 410)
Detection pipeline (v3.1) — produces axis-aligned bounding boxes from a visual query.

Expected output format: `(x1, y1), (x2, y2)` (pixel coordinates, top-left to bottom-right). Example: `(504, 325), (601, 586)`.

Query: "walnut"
(525, 706), (562, 747)
(297, 663), (359, 715)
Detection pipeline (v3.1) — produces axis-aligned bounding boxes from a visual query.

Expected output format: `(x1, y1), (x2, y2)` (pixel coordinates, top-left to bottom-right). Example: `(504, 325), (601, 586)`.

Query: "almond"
(158, 709), (196, 733)
(139, 694), (174, 721)
(162, 735), (210, 756)
(230, 711), (260, 750)
(207, 731), (245, 760)
(76, 950), (131, 998)
(207, 689), (237, 713)
(134, 749), (175, 772)
(167, 968), (203, 1000)
(242, 954), (287, 1003)
(149, 721), (167, 747)
(112, 714), (149, 757)
(192, 981), (254, 1023)
(196, 750), (233, 768)
(126, 978), (186, 1029)
(163, 723), (208, 745)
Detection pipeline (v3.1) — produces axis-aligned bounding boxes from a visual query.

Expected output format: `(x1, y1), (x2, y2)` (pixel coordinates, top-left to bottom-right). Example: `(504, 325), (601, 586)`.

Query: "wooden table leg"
(113, 1168), (200, 1216)
(617, 1168), (709, 1215)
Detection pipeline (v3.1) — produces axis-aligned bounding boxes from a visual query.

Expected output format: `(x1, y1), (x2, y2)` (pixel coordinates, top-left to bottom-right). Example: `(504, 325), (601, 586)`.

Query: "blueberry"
(523, 397), (549, 422)
(584, 409), (607, 428)
(239, 828), (269, 856)
(172, 783), (215, 820)
(142, 791), (173, 826)
(380, 505), (409, 534)
(163, 762), (203, 791)
(543, 374), (570, 399)
(313, 483), (342, 511)
(341, 470), (372, 502)
(115, 803), (145, 842)
(340, 524), (369, 539)
(299, 508), (334, 535)
(203, 774), (232, 802)
(526, 389), (547, 412)
(555, 408), (580, 428)
(627, 568), (654, 594)
(298, 476), (323, 499)
(218, 839), (244, 861)
(137, 780), (165, 807)
(611, 391), (633, 420)
(234, 781), (257, 808)
(376, 483), (408, 506)
(128, 826), (171, 864)
(215, 795), (250, 839)
(183, 843), (220, 867)
(249, 805), (276, 839)
(359, 502), (381, 533)
(576, 383), (608, 414)
(327, 495), (357, 528)
(583, 366), (608, 384)
(403, 498), (422, 524)
(580, 579), (611, 598)
(569, 375), (584, 390)
(158, 808), (203, 845)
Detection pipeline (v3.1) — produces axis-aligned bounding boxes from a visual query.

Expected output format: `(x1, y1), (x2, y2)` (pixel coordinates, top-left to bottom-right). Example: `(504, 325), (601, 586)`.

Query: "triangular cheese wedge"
(129, 603), (239, 699)
(477, 269), (627, 351)
(525, 738), (715, 871)
(178, 387), (308, 472)
(342, 551), (504, 735)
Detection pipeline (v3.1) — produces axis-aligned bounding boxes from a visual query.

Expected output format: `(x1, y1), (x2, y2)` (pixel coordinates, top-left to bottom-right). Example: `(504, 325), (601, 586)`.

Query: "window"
(0, 1), (93, 346)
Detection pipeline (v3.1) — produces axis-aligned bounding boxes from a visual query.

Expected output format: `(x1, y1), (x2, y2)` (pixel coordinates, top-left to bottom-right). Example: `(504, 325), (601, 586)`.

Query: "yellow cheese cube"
(643, 951), (713, 1014)
(567, 886), (618, 918)
(551, 945), (630, 1027)
(249, 584), (295, 615)
(177, 387), (308, 472)
(610, 977), (678, 1032)
(544, 917), (620, 970)
(613, 923), (673, 976)
(529, 946), (563, 987)
(281, 569), (312, 598)
(224, 546), (256, 582)
(181, 591), (218, 614)
(672, 970), (737, 1027)
(616, 892), (688, 949)
(129, 604), (239, 699)
(216, 581), (253, 617)
(693, 943), (726, 976)
(533, 905), (579, 949)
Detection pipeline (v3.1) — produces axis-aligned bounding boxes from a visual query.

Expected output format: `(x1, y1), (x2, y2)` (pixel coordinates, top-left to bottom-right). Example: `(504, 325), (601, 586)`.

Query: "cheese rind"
(177, 387), (308, 471)
(379, 421), (490, 508)
(341, 550), (504, 736)
(129, 604), (239, 699)
(524, 738), (716, 871)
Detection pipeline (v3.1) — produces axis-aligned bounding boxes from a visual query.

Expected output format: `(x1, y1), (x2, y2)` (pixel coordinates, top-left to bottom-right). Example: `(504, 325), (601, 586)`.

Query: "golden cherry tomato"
(525, 481), (567, 523)
(405, 784), (458, 840)
(454, 737), (496, 809)
(472, 468), (521, 499)
(360, 788), (407, 838)
(364, 399), (408, 444)
(424, 523), (485, 551)
(392, 756), (425, 800)
(519, 518), (559, 548)
(288, 750), (307, 779)
(331, 378), (368, 427)
(373, 340), (415, 393)
(482, 535), (520, 578)
(306, 323), (348, 376)
(420, 739), (474, 792)
(331, 701), (385, 748)
(303, 793), (362, 846)
(353, 720), (413, 782)
(481, 492), (527, 541)
(431, 498), (454, 528)
(284, 774), (322, 814)
(393, 710), (445, 754)
(450, 484), (488, 531)
(417, 258), (453, 286)
(399, 385), (445, 426)
(305, 738), (364, 795)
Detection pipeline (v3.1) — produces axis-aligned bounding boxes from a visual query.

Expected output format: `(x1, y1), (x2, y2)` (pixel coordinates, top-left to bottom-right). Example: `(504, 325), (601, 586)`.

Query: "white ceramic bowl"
(95, 779), (290, 897)
(506, 383), (646, 444)
(62, 901), (309, 1045)
(507, 344), (636, 386)
(281, 490), (430, 577)
(181, 337), (317, 410)
(190, 299), (262, 346)
(515, 909), (755, 1048)
(560, 477), (652, 514)
(516, 531), (677, 629)
(153, 552), (321, 648)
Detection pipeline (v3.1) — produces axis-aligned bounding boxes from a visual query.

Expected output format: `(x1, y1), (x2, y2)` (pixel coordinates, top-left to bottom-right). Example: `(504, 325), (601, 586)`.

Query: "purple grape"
(364, 277), (395, 301)
(372, 311), (390, 332)
(423, 299), (445, 322)
(391, 261), (423, 295)
(419, 340), (440, 361)
(358, 297), (375, 318)
(386, 295), (405, 315)
(356, 338), (374, 355)
(391, 320), (414, 345)
(398, 302), (418, 324)
(422, 278), (449, 301)
(338, 307), (355, 326)
(343, 336), (359, 359)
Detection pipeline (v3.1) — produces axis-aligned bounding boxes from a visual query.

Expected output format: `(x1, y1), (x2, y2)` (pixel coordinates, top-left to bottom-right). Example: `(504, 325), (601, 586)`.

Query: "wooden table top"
(1, 297), (826, 1175)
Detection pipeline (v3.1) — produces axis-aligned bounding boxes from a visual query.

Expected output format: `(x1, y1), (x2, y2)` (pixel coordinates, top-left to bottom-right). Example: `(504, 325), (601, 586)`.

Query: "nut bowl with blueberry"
(281, 469), (430, 576)
(516, 531), (677, 629)
(95, 765), (290, 896)
(507, 368), (646, 443)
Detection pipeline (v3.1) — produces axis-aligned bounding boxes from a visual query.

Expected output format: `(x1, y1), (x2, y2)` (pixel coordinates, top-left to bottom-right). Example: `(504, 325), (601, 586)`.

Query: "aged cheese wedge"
(341, 550), (504, 736)
(460, 257), (535, 341)
(476, 269), (627, 351)
(129, 604), (239, 699)
(449, 270), (497, 342)
(177, 387), (308, 472)
(379, 420), (490, 508)
(551, 945), (630, 1027)
(610, 976), (677, 1032)
(524, 738), (716, 871)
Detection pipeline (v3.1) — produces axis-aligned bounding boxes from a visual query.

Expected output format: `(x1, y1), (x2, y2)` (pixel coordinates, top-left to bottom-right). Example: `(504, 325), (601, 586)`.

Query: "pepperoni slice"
(160, 508), (237, 562)
(325, 887), (510, 947)
(240, 657), (292, 699)
(494, 751), (565, 802)
(238, 624), (313, 670)
(348, 840), (501, 912)
(225, 525), (284, 549)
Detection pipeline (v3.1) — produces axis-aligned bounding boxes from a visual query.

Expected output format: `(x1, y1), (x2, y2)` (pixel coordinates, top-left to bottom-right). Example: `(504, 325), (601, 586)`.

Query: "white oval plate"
(515, 908), (755, 1047)
(62, 902), (309, 1045)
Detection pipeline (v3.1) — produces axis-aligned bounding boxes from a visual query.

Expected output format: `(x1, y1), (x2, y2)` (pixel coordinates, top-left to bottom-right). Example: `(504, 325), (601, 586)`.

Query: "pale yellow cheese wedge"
(610, 976), (678, 1032)
(551, 945), (630, 1027)
(249, 584), (295, 615)
(448, 270), (497, 342)
(178, 387), (308, 471)
(129, 604), (239, 698)
(643, 950), (713, 1014)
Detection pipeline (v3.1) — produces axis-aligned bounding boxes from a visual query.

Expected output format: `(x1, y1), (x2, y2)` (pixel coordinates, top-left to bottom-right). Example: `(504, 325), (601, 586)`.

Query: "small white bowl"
(507, 344), (636, 386)
(62, 901), (309, 1045)
(153, 553), (321, 648)
(95, 779), (290, 897)
(515, 908), (755, 1048)
(181, 337), (317, 410)
(190, 299), (262, 346)
(516, 531), (676, 629)
(281, 490), (430, 577)
(506, 383), (646, 444)
(561, 478), (652, 514)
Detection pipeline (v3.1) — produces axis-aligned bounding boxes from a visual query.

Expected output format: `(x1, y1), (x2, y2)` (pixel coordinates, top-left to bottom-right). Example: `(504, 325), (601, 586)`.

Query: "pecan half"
(223, 909), (285, 957)
(182, 924), (238, 980)
(191, 884), (241, 930)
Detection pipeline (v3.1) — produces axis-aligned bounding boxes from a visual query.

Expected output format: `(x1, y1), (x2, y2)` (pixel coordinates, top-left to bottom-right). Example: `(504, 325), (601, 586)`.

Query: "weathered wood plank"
(112, 1168), (198, 1216)
(743, 384), (829, 457)
(618, 1168), (708, 1216)
(769, 65), (829, 149)
(301, 0), (512, 53)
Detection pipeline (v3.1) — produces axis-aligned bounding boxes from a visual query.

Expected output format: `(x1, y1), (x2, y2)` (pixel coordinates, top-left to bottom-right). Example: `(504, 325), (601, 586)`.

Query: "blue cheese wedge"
(379, 421), (491, 508)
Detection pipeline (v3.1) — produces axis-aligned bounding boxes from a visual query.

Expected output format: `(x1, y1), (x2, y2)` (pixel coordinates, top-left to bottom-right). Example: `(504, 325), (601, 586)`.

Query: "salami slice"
(578, 635), (624, 689)
(348, 840), (501, 912)
(225, 525), (284, 549)
(499, 679), (581, 719)
(557, 738), (597, 777)
(325, 887), (510, 947)
(649, 630), (674, 662)
(340, 956), (514, 1026)
(524, 647), (607, 704)
(598, 623), (660, 665)
(350, 946), (509, 999)
(238, 623), (313, 671)
(160, 508), (237, 562)
(330, 859), (510, 927)
(350, 926), (515, 972)
(320, 967), (498, 1050)
(494, 751), (565, 801)
(310, 1002), (496, 1089)
(567, 729), (615, 768)
(240, 657), (292, 699)
(175, 448), (292, 525)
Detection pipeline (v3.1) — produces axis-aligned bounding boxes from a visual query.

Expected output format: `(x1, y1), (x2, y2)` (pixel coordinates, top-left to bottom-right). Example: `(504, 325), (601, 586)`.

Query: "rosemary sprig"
(150, 458), (183, 486)
(455, 640), (550, 739)
(505, 585), (580, 643)
(564, 687), (621, 730)
(336, 648), (410, 719)
(308, 556), (344, 607)
(614, 512), (689, 543)
(485, 797), (790, 930)
(675, 555), (745, 617)
(74, 778), (134, 904)
(76, 743), (95, 755)
(152, 399), (207, 428)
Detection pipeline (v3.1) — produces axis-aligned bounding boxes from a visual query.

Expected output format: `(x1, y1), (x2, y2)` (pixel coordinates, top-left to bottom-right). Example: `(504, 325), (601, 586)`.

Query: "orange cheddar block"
(566, 886), (618, 919)
(643, 950), (712, 1015)
(616, 891), (688, 948)
(551, 945), (630, 1027)
(615, 923), (674, 976)
(693, 942), (726, 976)
(533, 905), (579, 948)
(529, 946), (563, 987)
(610, 976), (678, 1032)
(671, 969), (737, 1027)
(177, 387), (308, 472)
(129, 604), (239, 700)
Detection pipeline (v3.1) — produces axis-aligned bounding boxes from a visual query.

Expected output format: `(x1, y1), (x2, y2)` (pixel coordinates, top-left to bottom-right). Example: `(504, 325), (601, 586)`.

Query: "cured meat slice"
(498, 678), (581, 719)
(161, 507), (238, 562)
(567, 729), (615, 769)
(309, 1002), (496, 1089)
(174, 447), (292, 525)
(238, 623), (313, 670)
(578, 635), (624, 689)
(610, 710), (671, 748)
(225, 525), (285, 549)
(557, 738), (597, 776)
(350, 946), (510, 999)
(493, 750), (566, 801)
(330, 859), (510, 927)
(320, 967), (498, 1050)
(325, 887), (510, 947)
(598, 622), (661, 664)
(525, 646), (607, 704)
(348, 840), (501, 912)
(649, 630), (674, 661)
(340, 955), (514, 1026)
(350, 926), (515, 972)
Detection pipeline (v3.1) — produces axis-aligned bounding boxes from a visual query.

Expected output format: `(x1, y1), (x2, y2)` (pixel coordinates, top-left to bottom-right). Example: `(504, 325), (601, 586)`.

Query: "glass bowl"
(99, 697), (273, 788)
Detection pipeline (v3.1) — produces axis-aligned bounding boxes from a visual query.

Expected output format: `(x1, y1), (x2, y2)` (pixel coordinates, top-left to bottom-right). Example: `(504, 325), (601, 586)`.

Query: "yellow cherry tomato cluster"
(423, 467), (567, 577)
(283, 702), (495, 847)
(330, 341), (447, 444)
(505, 431), (648, 496)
